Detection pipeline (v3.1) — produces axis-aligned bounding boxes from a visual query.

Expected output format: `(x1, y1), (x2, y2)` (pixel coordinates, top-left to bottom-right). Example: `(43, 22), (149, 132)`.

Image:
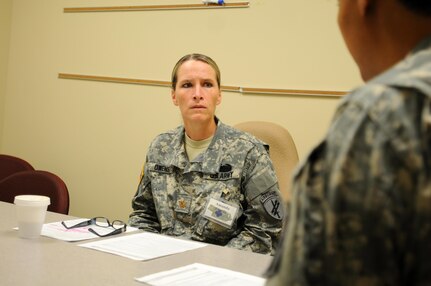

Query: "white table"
(0, 201), (272, 285)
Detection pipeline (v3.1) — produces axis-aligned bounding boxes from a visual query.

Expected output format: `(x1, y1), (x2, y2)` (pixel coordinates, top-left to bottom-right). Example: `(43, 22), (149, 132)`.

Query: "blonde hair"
(171, 53), (221, 90)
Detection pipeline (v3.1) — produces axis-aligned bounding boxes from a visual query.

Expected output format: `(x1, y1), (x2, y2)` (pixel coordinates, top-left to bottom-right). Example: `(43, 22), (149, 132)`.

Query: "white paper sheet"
(41, 219), (138, 241)
(135, 263), (266, 286)
(79, 232), (207, 261)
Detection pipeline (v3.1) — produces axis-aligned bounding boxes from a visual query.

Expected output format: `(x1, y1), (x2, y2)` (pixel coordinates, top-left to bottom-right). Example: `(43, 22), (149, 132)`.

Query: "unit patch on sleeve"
(260, 191), (283, 221)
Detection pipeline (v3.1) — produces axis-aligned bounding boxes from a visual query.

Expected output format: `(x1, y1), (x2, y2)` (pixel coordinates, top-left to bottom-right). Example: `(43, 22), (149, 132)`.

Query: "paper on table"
(79, 232), (207, 261)
(135, 263), (266, 286)
(41, 219), (138, 241)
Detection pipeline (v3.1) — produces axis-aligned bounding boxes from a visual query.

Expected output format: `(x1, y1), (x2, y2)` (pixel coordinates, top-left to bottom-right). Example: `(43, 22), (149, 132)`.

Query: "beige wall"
(0, 0), (12, 150)
(1, 0), (362, 221)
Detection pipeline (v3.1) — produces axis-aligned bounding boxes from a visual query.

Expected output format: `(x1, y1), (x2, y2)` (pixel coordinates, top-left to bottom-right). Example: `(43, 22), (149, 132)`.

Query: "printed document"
(135, 263), (266, 286)
(79, 232), (207, 260)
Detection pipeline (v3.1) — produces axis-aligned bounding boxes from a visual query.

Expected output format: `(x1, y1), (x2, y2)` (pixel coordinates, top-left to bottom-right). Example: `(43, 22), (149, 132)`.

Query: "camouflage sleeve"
(128, 159), (161, 233)
(267, 87), (429, 285)
(226, 146), (283, 255)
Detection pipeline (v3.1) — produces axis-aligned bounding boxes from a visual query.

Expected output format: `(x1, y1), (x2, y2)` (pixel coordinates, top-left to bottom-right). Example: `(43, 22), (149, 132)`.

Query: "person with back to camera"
(129, 53), (284, 254)
(266, 0), (431, 285)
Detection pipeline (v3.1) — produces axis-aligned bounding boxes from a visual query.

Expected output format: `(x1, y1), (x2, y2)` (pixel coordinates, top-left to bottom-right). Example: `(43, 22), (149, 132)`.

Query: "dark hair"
(399, 0), (431, 16)
(171, 53), (221, 90)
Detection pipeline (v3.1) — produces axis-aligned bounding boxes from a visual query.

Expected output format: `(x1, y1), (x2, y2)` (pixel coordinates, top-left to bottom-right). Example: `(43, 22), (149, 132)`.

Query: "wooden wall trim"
(58, 73), (347, 97)
(64, 2), (250, 13)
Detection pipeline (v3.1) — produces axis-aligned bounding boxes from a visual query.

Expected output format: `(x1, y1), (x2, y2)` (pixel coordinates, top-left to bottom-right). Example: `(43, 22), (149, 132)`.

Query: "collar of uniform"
(371, 34), (431, 92)
(340, 34), (431, 111)
(199, 118), (229, 174)
(169, 117), (228, 174)
(168, 126), (190, 170)
(410, 34), (431, 55)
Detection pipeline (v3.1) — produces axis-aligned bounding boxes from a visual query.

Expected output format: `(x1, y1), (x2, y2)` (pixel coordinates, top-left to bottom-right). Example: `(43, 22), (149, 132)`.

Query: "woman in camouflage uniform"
(129, 54), (284, 254)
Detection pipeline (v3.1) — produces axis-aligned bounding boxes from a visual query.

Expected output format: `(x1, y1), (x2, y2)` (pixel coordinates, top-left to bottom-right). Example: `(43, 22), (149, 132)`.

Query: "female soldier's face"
(171, 60), (221, 124)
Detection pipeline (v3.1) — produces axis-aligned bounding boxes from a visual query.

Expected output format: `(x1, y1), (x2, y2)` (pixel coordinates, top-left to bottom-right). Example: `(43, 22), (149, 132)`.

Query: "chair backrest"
(234, 121), (299, 203)
(0, 154), (35, 181)
(0, 170), (70, 214)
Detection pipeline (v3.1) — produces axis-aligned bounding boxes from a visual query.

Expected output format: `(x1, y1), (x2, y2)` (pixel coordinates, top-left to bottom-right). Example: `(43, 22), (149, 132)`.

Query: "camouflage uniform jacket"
(266, 36), (431, 285)
(129, 119), (284, 254)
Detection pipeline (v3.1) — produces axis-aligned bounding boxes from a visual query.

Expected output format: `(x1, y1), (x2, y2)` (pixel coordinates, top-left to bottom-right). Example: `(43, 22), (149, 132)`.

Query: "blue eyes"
(181, 82), (214, 88)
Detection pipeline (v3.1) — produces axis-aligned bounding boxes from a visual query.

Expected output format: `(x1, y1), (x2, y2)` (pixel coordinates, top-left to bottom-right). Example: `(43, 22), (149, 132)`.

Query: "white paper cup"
(14, 195), (51, 239)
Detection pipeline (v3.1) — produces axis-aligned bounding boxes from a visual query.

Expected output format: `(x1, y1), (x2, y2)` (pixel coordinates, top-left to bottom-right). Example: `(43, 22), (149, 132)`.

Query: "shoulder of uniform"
(221, 123), (268, 152)
(146, 126), (183, 162)
(151, 126), (182, 145)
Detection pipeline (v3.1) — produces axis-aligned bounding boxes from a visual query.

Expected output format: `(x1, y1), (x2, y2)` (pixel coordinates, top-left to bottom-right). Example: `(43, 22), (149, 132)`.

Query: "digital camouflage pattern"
(129, 119), (284, 254)
(266, 36), (431, 285)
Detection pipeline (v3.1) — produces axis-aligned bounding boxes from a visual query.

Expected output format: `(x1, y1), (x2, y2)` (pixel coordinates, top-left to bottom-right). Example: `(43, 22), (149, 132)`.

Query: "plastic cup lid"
(14, 195), (51, 206)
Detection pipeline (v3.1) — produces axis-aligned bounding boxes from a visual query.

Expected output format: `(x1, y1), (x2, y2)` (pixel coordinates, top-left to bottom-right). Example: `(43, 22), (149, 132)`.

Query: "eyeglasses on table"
(61, 216), (127, 237)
